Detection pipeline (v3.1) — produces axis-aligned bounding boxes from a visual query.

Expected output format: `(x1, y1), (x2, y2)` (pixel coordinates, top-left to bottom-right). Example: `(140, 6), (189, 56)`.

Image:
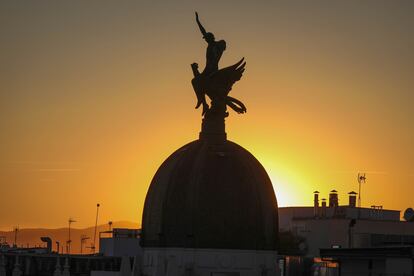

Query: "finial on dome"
(190, 12), (247, 143)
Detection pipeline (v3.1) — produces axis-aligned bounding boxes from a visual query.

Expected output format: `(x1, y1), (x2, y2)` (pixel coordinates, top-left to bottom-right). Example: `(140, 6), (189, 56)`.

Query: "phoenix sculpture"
(191, 12), (247, 119)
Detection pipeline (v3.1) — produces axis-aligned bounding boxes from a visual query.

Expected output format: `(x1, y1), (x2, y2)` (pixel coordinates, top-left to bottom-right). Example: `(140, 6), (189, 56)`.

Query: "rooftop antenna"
(67, 217), (76, 254)
(13, 226), (19, 247)
(80, 235), (90, 254)
(357, 173), (366, 208)
(92, 203), (100, 253)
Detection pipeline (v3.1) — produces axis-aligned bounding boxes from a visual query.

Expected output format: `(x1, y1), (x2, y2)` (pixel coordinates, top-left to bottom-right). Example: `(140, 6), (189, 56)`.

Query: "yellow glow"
(0, 1), (413, 230)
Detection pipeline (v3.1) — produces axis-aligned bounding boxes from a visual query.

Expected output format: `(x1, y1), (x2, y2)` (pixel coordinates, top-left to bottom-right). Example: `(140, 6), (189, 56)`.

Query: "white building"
(279, 190), (414, 257)
(99, 228), (142, 257)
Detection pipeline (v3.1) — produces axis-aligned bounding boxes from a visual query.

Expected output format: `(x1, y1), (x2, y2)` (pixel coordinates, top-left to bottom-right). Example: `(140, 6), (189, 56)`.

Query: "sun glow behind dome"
(261, 159), (312, 208)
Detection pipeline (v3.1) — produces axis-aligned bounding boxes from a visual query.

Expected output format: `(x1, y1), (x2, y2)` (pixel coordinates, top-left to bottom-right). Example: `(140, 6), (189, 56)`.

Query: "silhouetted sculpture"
(191, 12), (247, 119)
(195, 12), (225, 77)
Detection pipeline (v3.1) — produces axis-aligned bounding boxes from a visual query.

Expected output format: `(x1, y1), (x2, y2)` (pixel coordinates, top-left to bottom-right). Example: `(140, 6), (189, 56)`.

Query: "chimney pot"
(314, 191), (320, 217)
(348, 191), (357, 207)
(329, 190), (339, 207)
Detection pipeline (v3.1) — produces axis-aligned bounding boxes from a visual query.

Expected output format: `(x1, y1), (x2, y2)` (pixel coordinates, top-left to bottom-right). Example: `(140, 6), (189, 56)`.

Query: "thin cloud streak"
(331, 170), (389, 175)
(30, 168), (81, 172)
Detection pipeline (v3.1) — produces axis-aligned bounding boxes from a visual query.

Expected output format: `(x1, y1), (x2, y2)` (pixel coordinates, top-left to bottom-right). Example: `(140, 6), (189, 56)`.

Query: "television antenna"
(80, 235), (90, 254)
(357, 173), (366, 208)
(67, 217), (76, 254)
(91, 203), (100, 253)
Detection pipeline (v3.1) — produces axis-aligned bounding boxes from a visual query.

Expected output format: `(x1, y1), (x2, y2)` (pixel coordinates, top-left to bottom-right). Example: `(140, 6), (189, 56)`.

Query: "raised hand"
(195, 12), (207, 36)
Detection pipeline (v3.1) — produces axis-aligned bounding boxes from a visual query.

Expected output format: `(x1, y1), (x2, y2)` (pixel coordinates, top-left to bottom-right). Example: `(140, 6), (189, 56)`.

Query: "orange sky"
(0, 1), (413, 230)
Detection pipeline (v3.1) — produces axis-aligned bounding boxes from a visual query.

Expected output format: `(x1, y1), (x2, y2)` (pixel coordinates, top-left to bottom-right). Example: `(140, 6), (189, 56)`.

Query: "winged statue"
(191, 12), (247, 118)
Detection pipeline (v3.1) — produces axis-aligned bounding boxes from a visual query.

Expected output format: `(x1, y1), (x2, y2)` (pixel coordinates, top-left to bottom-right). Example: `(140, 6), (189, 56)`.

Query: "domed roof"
(141, 139), (279, 250)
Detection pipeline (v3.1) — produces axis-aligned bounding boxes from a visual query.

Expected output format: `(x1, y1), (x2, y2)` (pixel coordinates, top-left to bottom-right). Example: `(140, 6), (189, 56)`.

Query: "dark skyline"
(0, 1), (413, 230)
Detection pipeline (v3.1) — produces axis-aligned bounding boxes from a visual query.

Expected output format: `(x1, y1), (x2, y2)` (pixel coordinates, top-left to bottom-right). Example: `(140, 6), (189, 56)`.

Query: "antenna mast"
(67, 217), (76, 254)
(13, 226), (19, 247)
(92, 203), (100, 253)
(357, 173), (366, 208)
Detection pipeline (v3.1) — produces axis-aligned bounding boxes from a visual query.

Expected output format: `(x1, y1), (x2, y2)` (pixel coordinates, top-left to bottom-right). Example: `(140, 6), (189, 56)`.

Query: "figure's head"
(203, 32), (215, 43)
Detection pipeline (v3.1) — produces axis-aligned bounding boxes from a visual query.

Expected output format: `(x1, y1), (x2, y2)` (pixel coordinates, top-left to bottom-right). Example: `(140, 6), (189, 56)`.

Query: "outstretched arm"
(195, 12), (207, 37)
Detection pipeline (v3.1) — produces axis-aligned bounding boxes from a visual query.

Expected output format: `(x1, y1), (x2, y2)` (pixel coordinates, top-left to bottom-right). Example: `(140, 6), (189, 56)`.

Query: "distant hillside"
(0, 221), (139, 254)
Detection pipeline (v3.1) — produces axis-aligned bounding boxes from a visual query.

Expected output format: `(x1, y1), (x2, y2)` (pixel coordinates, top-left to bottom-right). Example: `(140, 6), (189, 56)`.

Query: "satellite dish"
(403, 208), (414, 222)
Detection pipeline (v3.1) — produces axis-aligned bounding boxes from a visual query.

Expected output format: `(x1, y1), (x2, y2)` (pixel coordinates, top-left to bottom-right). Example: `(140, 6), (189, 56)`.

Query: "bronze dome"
(141, 139), (279, 250)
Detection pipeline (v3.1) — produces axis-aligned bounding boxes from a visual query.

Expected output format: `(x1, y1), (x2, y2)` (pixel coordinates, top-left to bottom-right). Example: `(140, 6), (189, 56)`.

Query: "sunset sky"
(0, 1), (413, 230)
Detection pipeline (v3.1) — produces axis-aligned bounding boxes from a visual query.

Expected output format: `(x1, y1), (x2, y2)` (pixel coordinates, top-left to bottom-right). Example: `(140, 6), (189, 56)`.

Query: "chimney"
(329, 190), (338, 207)
(313, 191), (319, 217)
(348, 191), (357, 208)
(321, 198), (327, 217)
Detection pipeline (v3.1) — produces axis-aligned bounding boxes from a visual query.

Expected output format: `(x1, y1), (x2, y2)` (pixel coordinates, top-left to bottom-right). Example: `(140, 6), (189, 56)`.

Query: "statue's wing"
(210, 58), (246, 93)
